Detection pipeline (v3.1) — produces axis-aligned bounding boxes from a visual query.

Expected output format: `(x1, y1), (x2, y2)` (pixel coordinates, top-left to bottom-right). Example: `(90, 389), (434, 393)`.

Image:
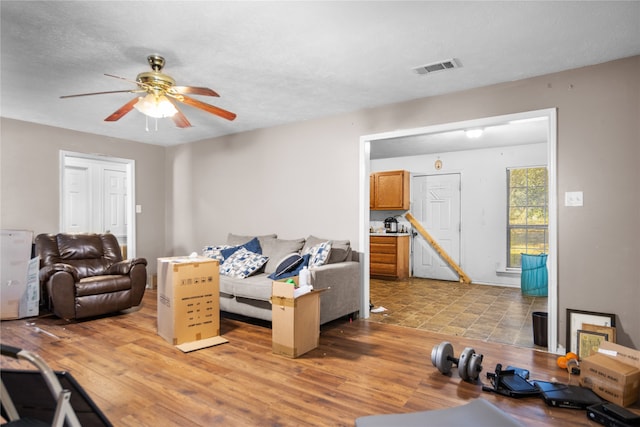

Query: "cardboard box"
(580, 342), (640, 407)
(271, 278), (324, 358)
(21, 257), (40, 318)
(157, 257), (221, 347)
(1, 230), (38, 320)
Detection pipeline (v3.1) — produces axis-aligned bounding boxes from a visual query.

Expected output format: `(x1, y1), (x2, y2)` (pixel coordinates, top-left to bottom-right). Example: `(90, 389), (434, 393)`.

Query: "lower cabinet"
(370, 235), (409, 280)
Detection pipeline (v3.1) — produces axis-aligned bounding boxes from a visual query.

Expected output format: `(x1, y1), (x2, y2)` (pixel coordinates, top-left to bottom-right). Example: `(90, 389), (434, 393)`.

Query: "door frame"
(359, 108), (558, 353)
(59, 151), (137, 258)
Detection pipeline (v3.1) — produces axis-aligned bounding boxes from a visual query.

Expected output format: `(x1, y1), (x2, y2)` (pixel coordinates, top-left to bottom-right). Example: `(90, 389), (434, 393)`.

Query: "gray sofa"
(205, 233), (361, 325)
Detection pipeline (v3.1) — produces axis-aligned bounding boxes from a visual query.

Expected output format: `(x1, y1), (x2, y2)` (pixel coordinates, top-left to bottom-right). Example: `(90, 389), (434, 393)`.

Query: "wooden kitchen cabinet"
(370, 170), (410, 210)
(370, 235), (409, 280)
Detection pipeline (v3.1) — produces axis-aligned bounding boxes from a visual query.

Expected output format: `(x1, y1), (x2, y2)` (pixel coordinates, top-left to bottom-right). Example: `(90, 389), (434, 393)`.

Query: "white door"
(61, 154), (133, 254)
(103, 168), (127, 243)
(63, 165), (91, 234)
(412, 174), (461, 281)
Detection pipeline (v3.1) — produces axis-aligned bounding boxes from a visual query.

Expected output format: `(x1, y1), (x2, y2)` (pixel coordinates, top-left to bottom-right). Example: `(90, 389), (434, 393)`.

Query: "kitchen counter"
(370, 232), (411, 237)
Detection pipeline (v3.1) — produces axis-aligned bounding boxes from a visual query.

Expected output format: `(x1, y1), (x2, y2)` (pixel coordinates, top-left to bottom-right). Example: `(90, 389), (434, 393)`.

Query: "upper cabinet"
(370, 170), (410, 210)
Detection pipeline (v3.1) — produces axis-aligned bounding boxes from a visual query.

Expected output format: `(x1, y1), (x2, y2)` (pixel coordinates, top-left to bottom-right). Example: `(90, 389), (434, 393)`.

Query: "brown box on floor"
(579, 341), (640, 407)
(271, 278), (324, 358)
(157, 257), (220, 346)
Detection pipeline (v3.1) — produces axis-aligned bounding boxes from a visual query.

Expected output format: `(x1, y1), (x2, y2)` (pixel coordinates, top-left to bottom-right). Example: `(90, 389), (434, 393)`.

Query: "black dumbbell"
(431, 341), (484, 382)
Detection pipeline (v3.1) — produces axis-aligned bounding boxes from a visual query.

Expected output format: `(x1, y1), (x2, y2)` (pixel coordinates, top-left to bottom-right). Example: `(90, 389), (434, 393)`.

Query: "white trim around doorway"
(359, 108), (559, 353)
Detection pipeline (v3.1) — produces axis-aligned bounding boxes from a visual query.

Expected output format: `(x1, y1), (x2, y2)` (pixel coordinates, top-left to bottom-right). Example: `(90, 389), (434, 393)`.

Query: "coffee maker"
(384, 217), (398, 233)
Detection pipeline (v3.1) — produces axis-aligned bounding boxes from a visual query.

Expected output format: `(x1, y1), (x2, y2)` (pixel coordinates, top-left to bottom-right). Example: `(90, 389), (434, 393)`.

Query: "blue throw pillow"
(243, 237), (262, 254)
(268, 254), (311, 280)
(270, 253), (304, 279)
(220, 237), (262, 261)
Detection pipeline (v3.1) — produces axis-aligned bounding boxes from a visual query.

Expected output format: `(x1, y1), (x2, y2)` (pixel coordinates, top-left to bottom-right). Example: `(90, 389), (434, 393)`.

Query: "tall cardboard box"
(1, 230), (38, 320)
(580, 341), (640, 407)
(271, 279), (324, 358)
(157, 257), (220, 346)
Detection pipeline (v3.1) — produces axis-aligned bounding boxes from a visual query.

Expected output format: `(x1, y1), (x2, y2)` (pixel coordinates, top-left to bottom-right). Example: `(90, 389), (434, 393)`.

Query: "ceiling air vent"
(413, 58), (461, 75)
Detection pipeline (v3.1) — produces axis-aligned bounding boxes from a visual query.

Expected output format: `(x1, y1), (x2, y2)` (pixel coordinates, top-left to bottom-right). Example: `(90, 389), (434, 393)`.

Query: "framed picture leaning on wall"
(566, 309), (616, 354)
(577, 329), (609, 360)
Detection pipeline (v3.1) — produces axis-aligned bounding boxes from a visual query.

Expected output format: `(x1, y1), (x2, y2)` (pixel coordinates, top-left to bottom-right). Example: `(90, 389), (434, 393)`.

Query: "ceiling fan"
(60, 54), (236, 128)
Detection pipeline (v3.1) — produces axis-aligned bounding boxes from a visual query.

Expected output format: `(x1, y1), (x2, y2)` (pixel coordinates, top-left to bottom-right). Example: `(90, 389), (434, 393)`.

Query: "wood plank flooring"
(0, 290), (619, 426)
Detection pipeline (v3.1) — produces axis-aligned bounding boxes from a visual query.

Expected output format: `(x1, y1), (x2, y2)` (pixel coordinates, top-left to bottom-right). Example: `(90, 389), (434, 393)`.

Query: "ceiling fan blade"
(172, 86), (219, 97)
(166, 98), (192, 128)
(104, 97), (140, 122)
(60, 89), (143, 99)
(104, 73), (145, 86)
(177, 95), (237, 121)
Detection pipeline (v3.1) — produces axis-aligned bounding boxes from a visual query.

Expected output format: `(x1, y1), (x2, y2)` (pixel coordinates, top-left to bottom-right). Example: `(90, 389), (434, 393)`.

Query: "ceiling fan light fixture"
(134, 93), (177, 118)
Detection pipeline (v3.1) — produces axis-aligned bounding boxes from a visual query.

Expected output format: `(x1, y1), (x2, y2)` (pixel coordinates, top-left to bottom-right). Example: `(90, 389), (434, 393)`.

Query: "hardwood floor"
(0, 290), (608, 426)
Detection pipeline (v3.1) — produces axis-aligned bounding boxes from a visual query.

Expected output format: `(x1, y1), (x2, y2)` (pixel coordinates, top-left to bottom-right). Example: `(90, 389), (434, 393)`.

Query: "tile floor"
(367, 277), (548, 349)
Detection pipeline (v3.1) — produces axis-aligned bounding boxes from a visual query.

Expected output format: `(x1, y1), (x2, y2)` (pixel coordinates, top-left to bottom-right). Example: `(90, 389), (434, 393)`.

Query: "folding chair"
(1, 344), (112, 427)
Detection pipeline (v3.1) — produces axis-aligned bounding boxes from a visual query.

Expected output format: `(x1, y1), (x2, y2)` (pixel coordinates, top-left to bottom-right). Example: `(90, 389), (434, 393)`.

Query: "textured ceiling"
(1, 1), (639, 147)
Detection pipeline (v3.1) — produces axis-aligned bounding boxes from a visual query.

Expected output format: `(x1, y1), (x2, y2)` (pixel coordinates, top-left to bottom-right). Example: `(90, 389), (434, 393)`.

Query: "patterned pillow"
(303, 241), (332, 268)
(219, 247), (269, 279)
(202, 245), (232, 262)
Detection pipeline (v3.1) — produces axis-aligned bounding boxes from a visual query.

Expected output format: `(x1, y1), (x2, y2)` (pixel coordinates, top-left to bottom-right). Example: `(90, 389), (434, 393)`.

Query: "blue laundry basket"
(520, 253), (548, 296)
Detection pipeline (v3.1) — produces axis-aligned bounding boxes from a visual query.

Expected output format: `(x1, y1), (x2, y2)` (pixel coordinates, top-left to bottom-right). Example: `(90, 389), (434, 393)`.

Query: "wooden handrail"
(405, 212), (472, 284)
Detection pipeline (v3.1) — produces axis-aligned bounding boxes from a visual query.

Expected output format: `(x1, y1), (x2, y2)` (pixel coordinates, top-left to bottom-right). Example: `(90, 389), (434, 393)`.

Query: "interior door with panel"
(63, 165), (91, 234)
(103, 167), (128, 246)
(412, 173), (461, 281)
(62, 154), (132, 255)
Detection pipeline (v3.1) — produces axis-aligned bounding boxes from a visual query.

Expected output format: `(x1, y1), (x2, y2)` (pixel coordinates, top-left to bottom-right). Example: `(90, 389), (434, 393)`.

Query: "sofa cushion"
(304, 235), (352, 264)
(261, 238), (305, 274)
(227, 233), (277, 247)
(223, 273), (274, 301)
(303, 241), (332, 268)
(219, 248), (269, 279)
(202, 244), (233, 262)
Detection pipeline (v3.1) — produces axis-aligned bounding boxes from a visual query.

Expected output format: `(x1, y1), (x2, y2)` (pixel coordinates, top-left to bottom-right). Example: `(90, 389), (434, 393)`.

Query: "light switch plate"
(565, 191), (583, 207)
(135, 204), (142, 213)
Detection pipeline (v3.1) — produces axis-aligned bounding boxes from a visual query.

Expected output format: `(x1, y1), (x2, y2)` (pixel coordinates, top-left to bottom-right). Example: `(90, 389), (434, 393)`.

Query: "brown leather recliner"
(35, 233), (147, 320)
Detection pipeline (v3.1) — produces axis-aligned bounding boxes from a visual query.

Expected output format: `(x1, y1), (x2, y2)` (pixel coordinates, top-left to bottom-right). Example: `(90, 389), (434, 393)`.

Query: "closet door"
(103, 167), (127, 244)
(63, 165), (91, 234)
(63, 157), (127, 243)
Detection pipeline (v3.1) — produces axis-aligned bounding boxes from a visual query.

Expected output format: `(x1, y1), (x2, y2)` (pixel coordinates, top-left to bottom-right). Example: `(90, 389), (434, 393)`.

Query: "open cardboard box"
(271, 277), (326, 358)
(579, 341), (640, 407)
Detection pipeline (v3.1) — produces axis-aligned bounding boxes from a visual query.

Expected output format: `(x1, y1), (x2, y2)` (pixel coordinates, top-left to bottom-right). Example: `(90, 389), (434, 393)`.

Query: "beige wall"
(2, 56), (638, 348)
(0, 120), (167, 273)
(167, 56), (639, 348)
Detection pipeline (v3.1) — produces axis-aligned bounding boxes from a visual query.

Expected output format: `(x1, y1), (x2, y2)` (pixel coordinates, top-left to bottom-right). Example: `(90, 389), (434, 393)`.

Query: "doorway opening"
(359, 109), (558, 352)
(60, 151), (137, 258)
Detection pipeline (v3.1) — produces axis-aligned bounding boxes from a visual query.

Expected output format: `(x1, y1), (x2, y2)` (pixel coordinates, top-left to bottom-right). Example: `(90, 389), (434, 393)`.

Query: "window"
(507, 167), (548, 268)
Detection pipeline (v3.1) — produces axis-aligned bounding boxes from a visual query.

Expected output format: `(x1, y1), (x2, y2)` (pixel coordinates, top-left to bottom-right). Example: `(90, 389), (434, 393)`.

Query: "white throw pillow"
(219, 248), (269, 278)
(303, 241), (332, 268)
(202, 244), (232, 262)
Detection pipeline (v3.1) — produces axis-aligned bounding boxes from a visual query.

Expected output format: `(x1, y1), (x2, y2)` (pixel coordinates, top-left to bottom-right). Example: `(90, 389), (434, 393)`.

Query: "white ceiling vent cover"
(413, 58), (461, 75)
